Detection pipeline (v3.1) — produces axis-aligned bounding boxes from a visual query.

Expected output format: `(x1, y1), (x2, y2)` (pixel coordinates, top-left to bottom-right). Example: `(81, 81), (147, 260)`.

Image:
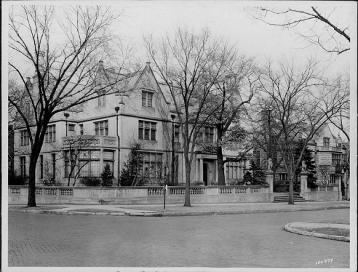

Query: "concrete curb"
(156, 205), (350, 217)
(9, 204), (349, 217)
(10, 208), (163, 217)
(125, 212), (163, 217)
(284, 222), (350, 242)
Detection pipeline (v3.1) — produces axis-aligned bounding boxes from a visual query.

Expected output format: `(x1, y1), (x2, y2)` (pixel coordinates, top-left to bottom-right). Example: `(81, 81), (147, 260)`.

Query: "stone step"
(274, 195), (307, 202)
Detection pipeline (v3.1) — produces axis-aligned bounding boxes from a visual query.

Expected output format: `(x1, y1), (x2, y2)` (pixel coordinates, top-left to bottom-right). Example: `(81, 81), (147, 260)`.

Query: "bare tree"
(8, 5), (135, 206)
(48, 135), (99, 186)
(246, 6), (350, 55)
(246, 102), (284, 183)
(256, 57), (348, 204)
(145, 27), (238, 206)
(324, 72), (350, 141)
(317, 165), (332, 185)
(199, 56), (259, 185)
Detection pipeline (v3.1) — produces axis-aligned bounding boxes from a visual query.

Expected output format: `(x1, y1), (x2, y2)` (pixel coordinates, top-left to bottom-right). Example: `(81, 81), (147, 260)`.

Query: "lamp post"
(115, 107), (120, 186)
(64, 112), (70, 136)
(171, 114), (176, 186)
(266, 108), (272, 163)
(115, 98), (125, 186)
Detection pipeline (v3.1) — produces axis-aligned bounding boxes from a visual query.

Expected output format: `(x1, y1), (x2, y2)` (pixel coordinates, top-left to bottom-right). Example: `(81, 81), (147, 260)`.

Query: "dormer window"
(142, 91), (153, 107)
(20, 130), (30, 146)
(97, 91), (106, 107)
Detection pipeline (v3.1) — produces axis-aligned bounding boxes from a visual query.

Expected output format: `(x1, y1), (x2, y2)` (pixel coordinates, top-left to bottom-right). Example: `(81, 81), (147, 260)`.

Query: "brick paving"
(7, 208), (350, 268)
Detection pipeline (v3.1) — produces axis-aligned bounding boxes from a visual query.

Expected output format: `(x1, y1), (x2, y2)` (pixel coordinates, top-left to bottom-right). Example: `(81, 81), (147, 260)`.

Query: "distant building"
(8, 125), (15, 179)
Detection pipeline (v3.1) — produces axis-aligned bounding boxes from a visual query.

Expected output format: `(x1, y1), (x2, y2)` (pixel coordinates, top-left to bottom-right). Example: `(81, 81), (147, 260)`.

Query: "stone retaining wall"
(301, 185), (340, 201)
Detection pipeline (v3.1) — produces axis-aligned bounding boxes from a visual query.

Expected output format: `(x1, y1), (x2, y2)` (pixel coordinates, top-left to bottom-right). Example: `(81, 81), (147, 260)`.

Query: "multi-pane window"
(40, 155), (43, 179)
(20, 130), (30, 146)
(94, 120), (108, 136)
(79, 150), (100, 177)
(20, 156), (26, 177)
(332, 154), (341, 166)
(226, 162), (239, 180)
(97, 91), (106, 106)
(138, 121), (156, 141)
(139, 152), (163, 184)
(323, 137), (330, 147)
(68, 124), (75, 132)
(52, 154), (56, 179)
(64, 150), (75, 178)
(142, 91), (153, 107)
(103, 150), (114, 176)
(279, 173), (288, 181)
(174, 125), (180, 143)
(45, 125), (56, 143)
(329, 174), (335, 184)
(204, 127), (214, 142)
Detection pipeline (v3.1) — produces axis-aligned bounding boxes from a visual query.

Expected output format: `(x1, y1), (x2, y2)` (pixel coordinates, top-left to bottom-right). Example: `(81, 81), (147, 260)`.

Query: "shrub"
(101, 163), (113, 186)
(80, 177), (101, 186)
(42, 177), (61, 186)
(9, 174), (28, 185)
(307, 174), (318, 189)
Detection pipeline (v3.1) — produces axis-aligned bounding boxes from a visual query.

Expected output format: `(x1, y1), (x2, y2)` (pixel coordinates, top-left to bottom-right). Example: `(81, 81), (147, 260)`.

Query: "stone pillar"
(215, 160), (218, 185)
(196, 159), (199, 182)
(223, 157), (227, 181)
(182, 157), (186, 185)
(266, 171), (274, 202)
(199, 158), (203, 182)
(300, 172), (308, 194)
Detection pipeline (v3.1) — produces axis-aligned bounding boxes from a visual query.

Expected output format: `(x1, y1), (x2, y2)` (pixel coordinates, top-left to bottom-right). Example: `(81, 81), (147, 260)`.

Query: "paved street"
(8, 209), (349, 268)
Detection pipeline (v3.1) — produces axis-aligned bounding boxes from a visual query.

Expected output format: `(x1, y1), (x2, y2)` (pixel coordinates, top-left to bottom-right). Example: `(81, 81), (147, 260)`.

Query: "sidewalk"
(8, 200), (349, 217)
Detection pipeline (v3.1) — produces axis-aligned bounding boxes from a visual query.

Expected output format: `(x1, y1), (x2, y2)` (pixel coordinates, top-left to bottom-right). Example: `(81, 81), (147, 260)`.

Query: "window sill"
(142, 106), (155, 110)
(139, 139), (158, 143)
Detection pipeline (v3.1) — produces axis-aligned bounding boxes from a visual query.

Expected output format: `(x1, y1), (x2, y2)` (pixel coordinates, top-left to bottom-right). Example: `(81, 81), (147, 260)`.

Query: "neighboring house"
(254, 123), (346, 192)
(12, 62), (248, 186)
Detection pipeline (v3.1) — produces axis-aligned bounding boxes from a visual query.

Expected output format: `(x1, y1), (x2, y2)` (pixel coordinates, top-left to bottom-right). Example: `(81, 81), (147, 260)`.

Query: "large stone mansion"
(10, 62), (348, 192)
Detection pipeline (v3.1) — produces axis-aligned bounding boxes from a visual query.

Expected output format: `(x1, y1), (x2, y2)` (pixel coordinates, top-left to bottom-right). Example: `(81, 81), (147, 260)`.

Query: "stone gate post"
(300, 172), (308, 196)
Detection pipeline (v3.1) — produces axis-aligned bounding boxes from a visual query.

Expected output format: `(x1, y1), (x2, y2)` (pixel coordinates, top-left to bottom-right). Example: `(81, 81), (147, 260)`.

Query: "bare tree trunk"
(216, 125), (226, 186)
(184, 151), (192, 207)
(27, 142), (43, 206)
(287, 165), (295, 205)
(27, 158), (37, 207)
(288, 179), (294, 204)
(217, 146), (225, 186)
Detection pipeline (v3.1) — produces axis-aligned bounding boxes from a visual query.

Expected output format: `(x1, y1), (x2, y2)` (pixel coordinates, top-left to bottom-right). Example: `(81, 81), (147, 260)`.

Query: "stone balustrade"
(8, 185), (271, 205)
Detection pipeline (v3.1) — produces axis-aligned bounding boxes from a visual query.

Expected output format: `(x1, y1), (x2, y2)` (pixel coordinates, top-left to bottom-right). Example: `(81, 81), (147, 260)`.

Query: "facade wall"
(14, 63), (240, 186)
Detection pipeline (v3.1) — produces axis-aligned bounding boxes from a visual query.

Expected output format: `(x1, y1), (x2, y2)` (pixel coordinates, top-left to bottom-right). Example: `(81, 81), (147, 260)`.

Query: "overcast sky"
(3, 1), (356, 139)
(113, 1), (352, 76)
(4, 2), (353, 75)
